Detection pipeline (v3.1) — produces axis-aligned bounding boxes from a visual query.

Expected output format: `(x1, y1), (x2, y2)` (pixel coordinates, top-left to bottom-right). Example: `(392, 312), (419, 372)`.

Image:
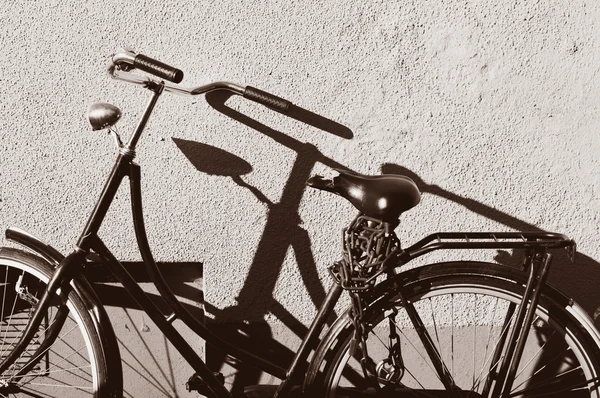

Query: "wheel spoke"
(5, 313), (69, 378)
(451, 293), (454, 377)
(369, 332), (439, 398)
(509, 366), (585, 396)
(511, 345), (570, 391)
(8, 323), (80, 383)
(1, 271), (24, 359)
(0, 267), (10, 357)
(473, 294), (477, 388)
(296, 264), (600, 397)
(390, 319), (444, 386)
(428, 299), (442, 353)
(0, 255), (112, 396)
(472, 304), (519, 393)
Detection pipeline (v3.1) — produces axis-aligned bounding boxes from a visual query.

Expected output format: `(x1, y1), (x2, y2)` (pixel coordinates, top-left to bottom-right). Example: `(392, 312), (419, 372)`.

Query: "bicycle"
(0, 48), (599, 397)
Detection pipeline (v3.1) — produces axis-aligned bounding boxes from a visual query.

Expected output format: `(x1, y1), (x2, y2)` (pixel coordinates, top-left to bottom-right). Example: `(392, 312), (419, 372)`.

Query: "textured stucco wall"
(1, 0), (600, 396)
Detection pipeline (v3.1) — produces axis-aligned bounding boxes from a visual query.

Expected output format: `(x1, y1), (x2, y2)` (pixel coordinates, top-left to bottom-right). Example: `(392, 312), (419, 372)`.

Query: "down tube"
(90, 236), (232, 398)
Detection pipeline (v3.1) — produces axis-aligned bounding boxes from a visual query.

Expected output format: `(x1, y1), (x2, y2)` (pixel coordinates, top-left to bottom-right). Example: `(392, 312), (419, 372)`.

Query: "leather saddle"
(307, 169), (421, 223)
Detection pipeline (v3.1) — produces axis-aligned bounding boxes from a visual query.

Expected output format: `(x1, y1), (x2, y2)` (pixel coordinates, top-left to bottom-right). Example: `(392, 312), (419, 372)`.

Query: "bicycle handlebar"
(111, 49), (183, 83)
(243, 86), (291, 113)
(134, 54), (184, 84)
(109, 48), (292, 114)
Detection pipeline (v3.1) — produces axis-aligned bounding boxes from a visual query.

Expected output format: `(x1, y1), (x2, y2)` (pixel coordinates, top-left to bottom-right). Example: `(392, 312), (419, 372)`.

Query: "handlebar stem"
(125, 81), (164, 152)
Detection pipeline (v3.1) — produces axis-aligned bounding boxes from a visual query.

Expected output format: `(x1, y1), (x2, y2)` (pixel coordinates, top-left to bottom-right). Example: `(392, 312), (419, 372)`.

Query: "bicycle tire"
(0, 247), (122, 397)
(305, 261), (600, 397)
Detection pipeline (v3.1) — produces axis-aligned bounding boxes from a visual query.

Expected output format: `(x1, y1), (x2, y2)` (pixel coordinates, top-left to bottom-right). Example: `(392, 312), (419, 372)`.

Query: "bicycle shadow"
(87, 160), (600, 395)
(172, 91), (600, 391)
(183, 91), (354, 391)
(87, 91), (600, 394)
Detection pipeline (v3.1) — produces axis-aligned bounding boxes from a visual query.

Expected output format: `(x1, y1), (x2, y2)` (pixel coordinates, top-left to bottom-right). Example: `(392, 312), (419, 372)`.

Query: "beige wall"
(1, 0), (600, 395)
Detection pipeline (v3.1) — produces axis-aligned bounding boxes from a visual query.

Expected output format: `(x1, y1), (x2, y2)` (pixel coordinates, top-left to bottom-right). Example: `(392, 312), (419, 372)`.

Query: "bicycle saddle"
(307, 169), (421, 223)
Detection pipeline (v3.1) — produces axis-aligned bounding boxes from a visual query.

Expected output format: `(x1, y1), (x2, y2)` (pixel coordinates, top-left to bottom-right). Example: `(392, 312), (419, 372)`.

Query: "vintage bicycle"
(0, 48), (599, 397)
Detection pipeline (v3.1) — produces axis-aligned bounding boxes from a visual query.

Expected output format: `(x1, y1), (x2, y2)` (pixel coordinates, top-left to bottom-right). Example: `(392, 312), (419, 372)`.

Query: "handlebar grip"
(133, 54), (184, 83)
(243, 86), (292, 113)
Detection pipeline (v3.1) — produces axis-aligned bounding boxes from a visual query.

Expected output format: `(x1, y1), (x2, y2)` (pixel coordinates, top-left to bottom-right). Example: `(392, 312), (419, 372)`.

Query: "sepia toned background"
(1, 0), (600, 396)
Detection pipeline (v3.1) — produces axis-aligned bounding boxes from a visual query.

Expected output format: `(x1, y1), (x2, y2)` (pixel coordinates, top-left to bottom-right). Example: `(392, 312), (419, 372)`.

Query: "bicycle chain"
(334, 216), (407, 392)
(379, 306), (405, 384)
(345, 275), (408, 394)
(349, 291), (381, 392)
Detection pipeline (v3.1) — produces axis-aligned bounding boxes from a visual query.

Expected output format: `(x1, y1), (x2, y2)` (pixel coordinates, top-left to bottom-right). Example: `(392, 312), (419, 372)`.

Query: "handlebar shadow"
(198, 90), (355, 391)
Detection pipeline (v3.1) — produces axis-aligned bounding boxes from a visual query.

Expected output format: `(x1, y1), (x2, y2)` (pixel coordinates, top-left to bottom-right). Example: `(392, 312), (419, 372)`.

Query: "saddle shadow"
(381, 163), (600, 318)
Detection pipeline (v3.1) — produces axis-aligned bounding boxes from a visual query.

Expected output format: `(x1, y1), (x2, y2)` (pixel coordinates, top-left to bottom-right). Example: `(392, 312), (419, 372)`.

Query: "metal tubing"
(403, 232), (574, 262)
(126, 83), (163, 150)
(397, 287), (459, 396)
(13, 305), (69, 380)
(480, 302), (517, 396)
(490, 252), (541, 397)
(91, 236), (232, 398)
(500, 253), (553, 397)
(0, 245), (123, 392)
(128, 163), (286, 379)
(274, 283), (343, 397)
(76, 153), (130, 248)
(79, 72), (165, 248)
(108, 65), (245, 97)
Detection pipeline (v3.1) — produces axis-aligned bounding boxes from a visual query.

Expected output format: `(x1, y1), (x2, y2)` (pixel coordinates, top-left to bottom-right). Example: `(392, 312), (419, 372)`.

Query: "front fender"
(6, 227), (64, 266)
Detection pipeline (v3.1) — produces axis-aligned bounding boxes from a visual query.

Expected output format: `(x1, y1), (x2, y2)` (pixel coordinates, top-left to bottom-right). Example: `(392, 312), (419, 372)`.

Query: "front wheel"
(305, 261), (600, 397)
(0, 247), (122, 397)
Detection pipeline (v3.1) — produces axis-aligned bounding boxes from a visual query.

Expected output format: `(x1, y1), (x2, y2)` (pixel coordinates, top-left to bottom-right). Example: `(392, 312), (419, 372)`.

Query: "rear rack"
(403, 232), (576, 263)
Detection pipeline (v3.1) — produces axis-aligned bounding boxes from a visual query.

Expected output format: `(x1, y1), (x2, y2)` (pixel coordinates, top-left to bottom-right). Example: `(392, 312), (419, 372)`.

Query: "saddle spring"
(329, 214), (401, 291)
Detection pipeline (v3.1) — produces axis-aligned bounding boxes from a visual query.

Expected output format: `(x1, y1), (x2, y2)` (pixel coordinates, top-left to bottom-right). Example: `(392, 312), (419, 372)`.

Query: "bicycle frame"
(1, 71), (582, 398)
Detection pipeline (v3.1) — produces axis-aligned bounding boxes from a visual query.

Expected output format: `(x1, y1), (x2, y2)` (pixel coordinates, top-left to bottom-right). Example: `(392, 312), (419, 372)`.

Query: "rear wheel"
(0, 248), (120, 397)
(306, 262), (600, 397)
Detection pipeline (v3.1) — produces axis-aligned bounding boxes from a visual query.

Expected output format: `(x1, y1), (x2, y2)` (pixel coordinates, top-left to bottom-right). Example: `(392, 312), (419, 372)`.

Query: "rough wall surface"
(1, 0), (600, 395)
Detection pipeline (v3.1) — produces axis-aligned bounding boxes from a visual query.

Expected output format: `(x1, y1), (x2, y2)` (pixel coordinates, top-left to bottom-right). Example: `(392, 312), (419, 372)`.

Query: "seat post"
(384, 220), (399, 232)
